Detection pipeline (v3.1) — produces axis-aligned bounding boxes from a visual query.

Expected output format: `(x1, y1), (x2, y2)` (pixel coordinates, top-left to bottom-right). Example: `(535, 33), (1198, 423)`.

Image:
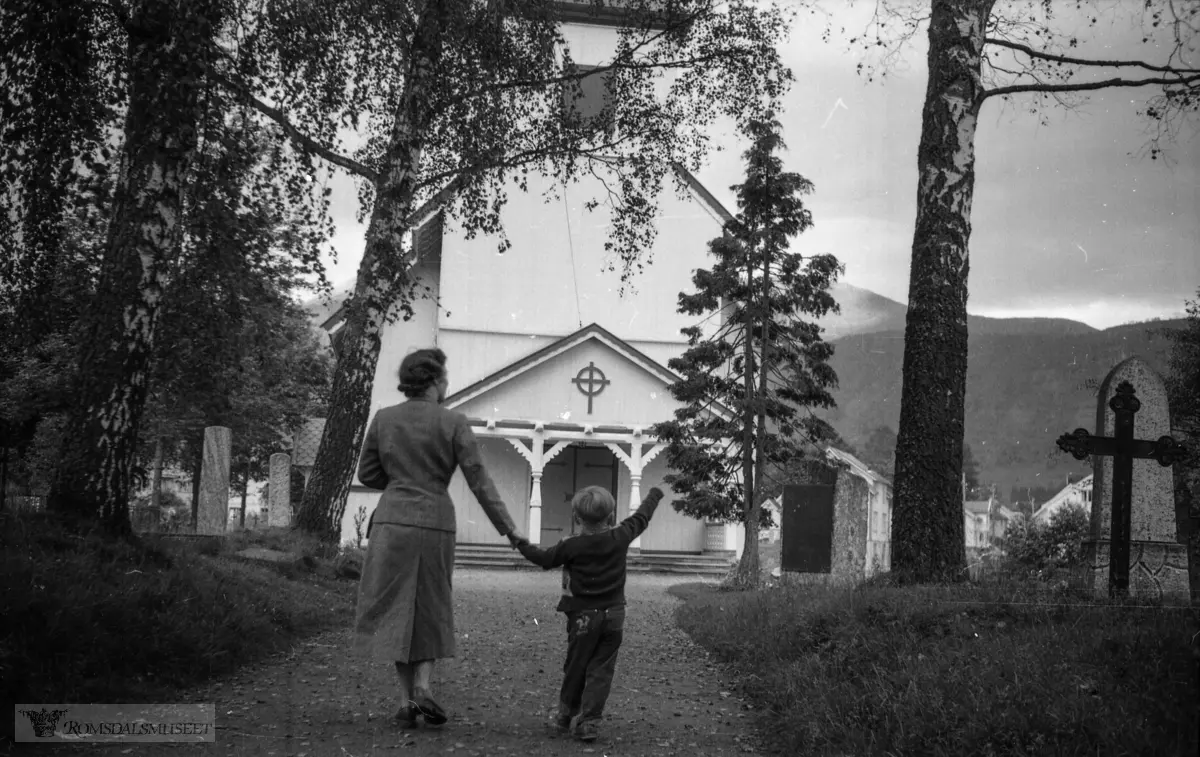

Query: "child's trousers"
(558, 605), (625, 725)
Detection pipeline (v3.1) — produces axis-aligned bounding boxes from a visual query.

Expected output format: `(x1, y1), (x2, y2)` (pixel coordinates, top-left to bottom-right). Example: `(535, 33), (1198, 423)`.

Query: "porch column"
(528, 426), (545, 545)
(636, 442), (667, 550)
(607, 431), (649, 550)
(629, 439), (643, 550)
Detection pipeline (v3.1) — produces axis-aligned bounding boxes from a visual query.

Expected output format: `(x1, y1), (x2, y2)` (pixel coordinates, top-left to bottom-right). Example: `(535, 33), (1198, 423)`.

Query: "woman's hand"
(506, 530), (527, 548)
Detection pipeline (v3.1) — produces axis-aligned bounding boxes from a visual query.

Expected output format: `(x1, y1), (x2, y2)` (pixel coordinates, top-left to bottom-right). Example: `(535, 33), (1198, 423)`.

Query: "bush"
(1003, 503), (1090, 577)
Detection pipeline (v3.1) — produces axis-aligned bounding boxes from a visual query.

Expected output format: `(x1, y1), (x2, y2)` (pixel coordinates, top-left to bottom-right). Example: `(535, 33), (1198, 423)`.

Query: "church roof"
(443, 321), (734, 421)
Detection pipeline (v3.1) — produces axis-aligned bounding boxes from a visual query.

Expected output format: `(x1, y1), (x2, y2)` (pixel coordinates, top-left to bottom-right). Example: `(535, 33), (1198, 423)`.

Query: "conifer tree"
(652, 115), (842, 587)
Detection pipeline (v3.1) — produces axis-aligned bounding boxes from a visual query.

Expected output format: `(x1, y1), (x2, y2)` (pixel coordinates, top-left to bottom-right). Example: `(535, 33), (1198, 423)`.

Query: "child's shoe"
(393, 705), (419, 730)
(553, 713), (573, 735)
(572, 716), (599, 742)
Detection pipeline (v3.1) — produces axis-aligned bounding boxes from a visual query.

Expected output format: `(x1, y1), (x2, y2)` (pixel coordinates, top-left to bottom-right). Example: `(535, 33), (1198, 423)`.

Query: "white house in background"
(318, 6), (750, 557)
(760, 497), (782, 543)
(824, 446), (893, 575)
(1031, 475), (1093, 525)
(963, 492), (1020, 553)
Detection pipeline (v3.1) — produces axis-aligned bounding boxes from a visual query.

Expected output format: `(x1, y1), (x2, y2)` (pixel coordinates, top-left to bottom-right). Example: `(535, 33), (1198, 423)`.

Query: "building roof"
(442, 321), (735, 422)
(321, 211), (446, 336)
(964, 499), (992, 515)
(824, 446), (892, 488)
(1031, 474), (1093, 523)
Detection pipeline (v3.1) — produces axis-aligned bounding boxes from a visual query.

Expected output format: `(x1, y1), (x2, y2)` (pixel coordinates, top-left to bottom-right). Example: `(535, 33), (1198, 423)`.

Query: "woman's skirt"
(353, 523), (457, 662)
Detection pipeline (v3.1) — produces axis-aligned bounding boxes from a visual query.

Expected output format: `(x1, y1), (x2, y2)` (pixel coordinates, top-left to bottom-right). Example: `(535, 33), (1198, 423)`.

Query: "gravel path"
(40, 570), (764, 756)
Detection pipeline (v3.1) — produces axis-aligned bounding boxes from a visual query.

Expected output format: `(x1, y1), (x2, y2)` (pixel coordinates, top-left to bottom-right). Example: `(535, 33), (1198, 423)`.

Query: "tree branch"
(210, 71), (379, 182)
(985, 36), (1200, 75)
(983, 71), (1200, 101)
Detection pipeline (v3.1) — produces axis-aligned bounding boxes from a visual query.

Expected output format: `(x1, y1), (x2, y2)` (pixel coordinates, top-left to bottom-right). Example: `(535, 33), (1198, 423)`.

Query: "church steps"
(454, 544), (735, 576)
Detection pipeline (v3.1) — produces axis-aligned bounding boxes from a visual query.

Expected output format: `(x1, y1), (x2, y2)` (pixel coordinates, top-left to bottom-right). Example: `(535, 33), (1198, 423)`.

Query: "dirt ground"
(35, 570), (768, 756)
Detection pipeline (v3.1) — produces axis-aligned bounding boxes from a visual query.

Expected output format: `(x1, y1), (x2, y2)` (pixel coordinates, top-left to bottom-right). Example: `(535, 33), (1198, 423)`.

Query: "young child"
(509, 485), (664, 743)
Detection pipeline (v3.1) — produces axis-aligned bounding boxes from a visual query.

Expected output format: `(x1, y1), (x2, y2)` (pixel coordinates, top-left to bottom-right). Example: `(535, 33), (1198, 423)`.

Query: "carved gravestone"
(268, 453), (292, 528)
(196, 426), (232, 535)
(1082, 358), (1189, 599)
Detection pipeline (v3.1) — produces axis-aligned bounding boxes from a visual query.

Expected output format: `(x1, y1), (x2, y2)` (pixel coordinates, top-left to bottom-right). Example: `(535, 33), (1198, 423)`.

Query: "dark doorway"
(538, 444), (619, 544)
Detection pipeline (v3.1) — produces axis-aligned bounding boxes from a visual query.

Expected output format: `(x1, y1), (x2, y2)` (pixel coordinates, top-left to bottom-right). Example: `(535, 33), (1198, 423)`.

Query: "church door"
(538, 445), (618, 545)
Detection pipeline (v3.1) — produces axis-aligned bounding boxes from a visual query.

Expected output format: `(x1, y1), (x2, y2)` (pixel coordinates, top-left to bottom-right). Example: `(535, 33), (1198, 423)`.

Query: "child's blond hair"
(571, 485), (615, 525)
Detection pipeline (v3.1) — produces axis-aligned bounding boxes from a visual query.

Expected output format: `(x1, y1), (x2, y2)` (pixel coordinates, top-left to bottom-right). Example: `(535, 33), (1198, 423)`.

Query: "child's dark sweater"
(516, 489), (663, 612)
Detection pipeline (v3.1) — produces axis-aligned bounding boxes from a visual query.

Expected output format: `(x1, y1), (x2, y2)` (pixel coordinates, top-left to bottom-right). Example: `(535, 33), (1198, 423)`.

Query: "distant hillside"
(816, 282), (1097, 341)
(824, 317), (1185, 501)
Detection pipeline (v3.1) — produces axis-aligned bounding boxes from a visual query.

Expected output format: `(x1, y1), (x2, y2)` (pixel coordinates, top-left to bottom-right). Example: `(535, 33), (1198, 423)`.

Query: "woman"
(354, 347), (525, 728)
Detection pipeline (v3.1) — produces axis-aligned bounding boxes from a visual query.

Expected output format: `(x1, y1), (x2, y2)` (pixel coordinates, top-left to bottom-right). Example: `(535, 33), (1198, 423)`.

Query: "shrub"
(1003, 503), (1090, 577)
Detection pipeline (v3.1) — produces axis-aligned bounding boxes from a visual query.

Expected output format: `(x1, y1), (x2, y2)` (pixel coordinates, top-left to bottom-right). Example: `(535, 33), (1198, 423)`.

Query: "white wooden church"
(321, 6), (748, 558)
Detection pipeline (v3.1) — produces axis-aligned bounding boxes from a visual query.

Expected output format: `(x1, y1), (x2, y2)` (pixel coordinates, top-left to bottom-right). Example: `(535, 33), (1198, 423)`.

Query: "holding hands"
(507, 530), (528, 549)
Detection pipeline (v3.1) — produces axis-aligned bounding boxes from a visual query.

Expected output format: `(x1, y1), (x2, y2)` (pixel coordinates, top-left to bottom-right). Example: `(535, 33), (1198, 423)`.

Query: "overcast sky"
(316, 1), (1199, 329)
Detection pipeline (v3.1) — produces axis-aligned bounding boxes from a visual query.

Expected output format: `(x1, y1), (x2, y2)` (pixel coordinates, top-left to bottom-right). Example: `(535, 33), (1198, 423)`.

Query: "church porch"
(457, 418), (740, 563)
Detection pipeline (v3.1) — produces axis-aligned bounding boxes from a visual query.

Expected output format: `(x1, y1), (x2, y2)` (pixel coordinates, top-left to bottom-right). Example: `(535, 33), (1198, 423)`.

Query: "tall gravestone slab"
(268, 453), (292, 527)
(196, 426), (232, 535)
(1083, 358), (1189, 599)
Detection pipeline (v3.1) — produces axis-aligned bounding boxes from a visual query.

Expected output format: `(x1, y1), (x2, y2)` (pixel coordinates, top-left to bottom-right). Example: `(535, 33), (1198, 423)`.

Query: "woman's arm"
(357, 413), (389, 490)
(452, 415), (518, 537)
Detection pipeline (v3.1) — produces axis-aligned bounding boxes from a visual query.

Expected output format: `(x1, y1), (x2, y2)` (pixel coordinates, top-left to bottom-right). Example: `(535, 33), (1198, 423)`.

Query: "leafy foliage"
(653, 115), (842, 537)
(858, 425), (897, 480)
(1163, 290), (1200, 569)
(1, 0), (335, 530)
(1002, 503), (1090, 577)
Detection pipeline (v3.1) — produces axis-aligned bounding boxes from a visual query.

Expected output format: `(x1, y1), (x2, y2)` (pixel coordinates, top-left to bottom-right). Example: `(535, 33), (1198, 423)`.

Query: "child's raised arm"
(613, 487), (664, 547)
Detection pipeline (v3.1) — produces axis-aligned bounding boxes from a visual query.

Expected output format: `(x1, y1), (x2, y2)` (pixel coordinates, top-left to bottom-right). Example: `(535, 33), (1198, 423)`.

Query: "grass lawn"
(672, 550), (1199, 757)
(1, 511), (357, 744)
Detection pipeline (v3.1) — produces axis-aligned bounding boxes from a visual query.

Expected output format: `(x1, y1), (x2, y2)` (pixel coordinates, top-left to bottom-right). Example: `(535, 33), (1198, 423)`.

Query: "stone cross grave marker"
(196, 426), (232, 535)
(268, 453), (292, 528)
(1055, 357), (1188, 598)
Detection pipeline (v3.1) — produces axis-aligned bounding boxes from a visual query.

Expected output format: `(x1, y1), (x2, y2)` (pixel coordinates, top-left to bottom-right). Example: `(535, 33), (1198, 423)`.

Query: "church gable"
(445, 324), (683, 427)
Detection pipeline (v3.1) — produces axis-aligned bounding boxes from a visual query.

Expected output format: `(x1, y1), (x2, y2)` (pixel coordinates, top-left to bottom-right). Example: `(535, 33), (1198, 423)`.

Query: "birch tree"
(1, 0), (332, 533)
(222, 0), (797, 541)
(840, 0), (1200, 581)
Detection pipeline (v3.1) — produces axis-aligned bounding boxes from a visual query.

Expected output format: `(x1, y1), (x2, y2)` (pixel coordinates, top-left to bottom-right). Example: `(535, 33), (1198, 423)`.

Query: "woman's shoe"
(411, 689), (448, 727)
(394, 705), (419, 729)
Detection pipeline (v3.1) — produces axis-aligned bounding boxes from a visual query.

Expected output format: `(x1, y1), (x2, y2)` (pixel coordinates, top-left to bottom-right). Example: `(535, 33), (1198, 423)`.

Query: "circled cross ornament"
(571, 361), (610, 414)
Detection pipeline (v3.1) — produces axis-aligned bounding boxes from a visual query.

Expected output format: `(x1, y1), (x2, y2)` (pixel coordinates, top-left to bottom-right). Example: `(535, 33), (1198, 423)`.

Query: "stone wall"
(830, 469), (870, 581)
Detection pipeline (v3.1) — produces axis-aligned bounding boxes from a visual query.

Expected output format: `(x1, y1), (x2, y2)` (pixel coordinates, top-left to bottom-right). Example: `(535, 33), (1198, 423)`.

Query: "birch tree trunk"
(295, 7), (446, 542)
(48, 1), (218, 535)
(890, 0), (995, 583)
